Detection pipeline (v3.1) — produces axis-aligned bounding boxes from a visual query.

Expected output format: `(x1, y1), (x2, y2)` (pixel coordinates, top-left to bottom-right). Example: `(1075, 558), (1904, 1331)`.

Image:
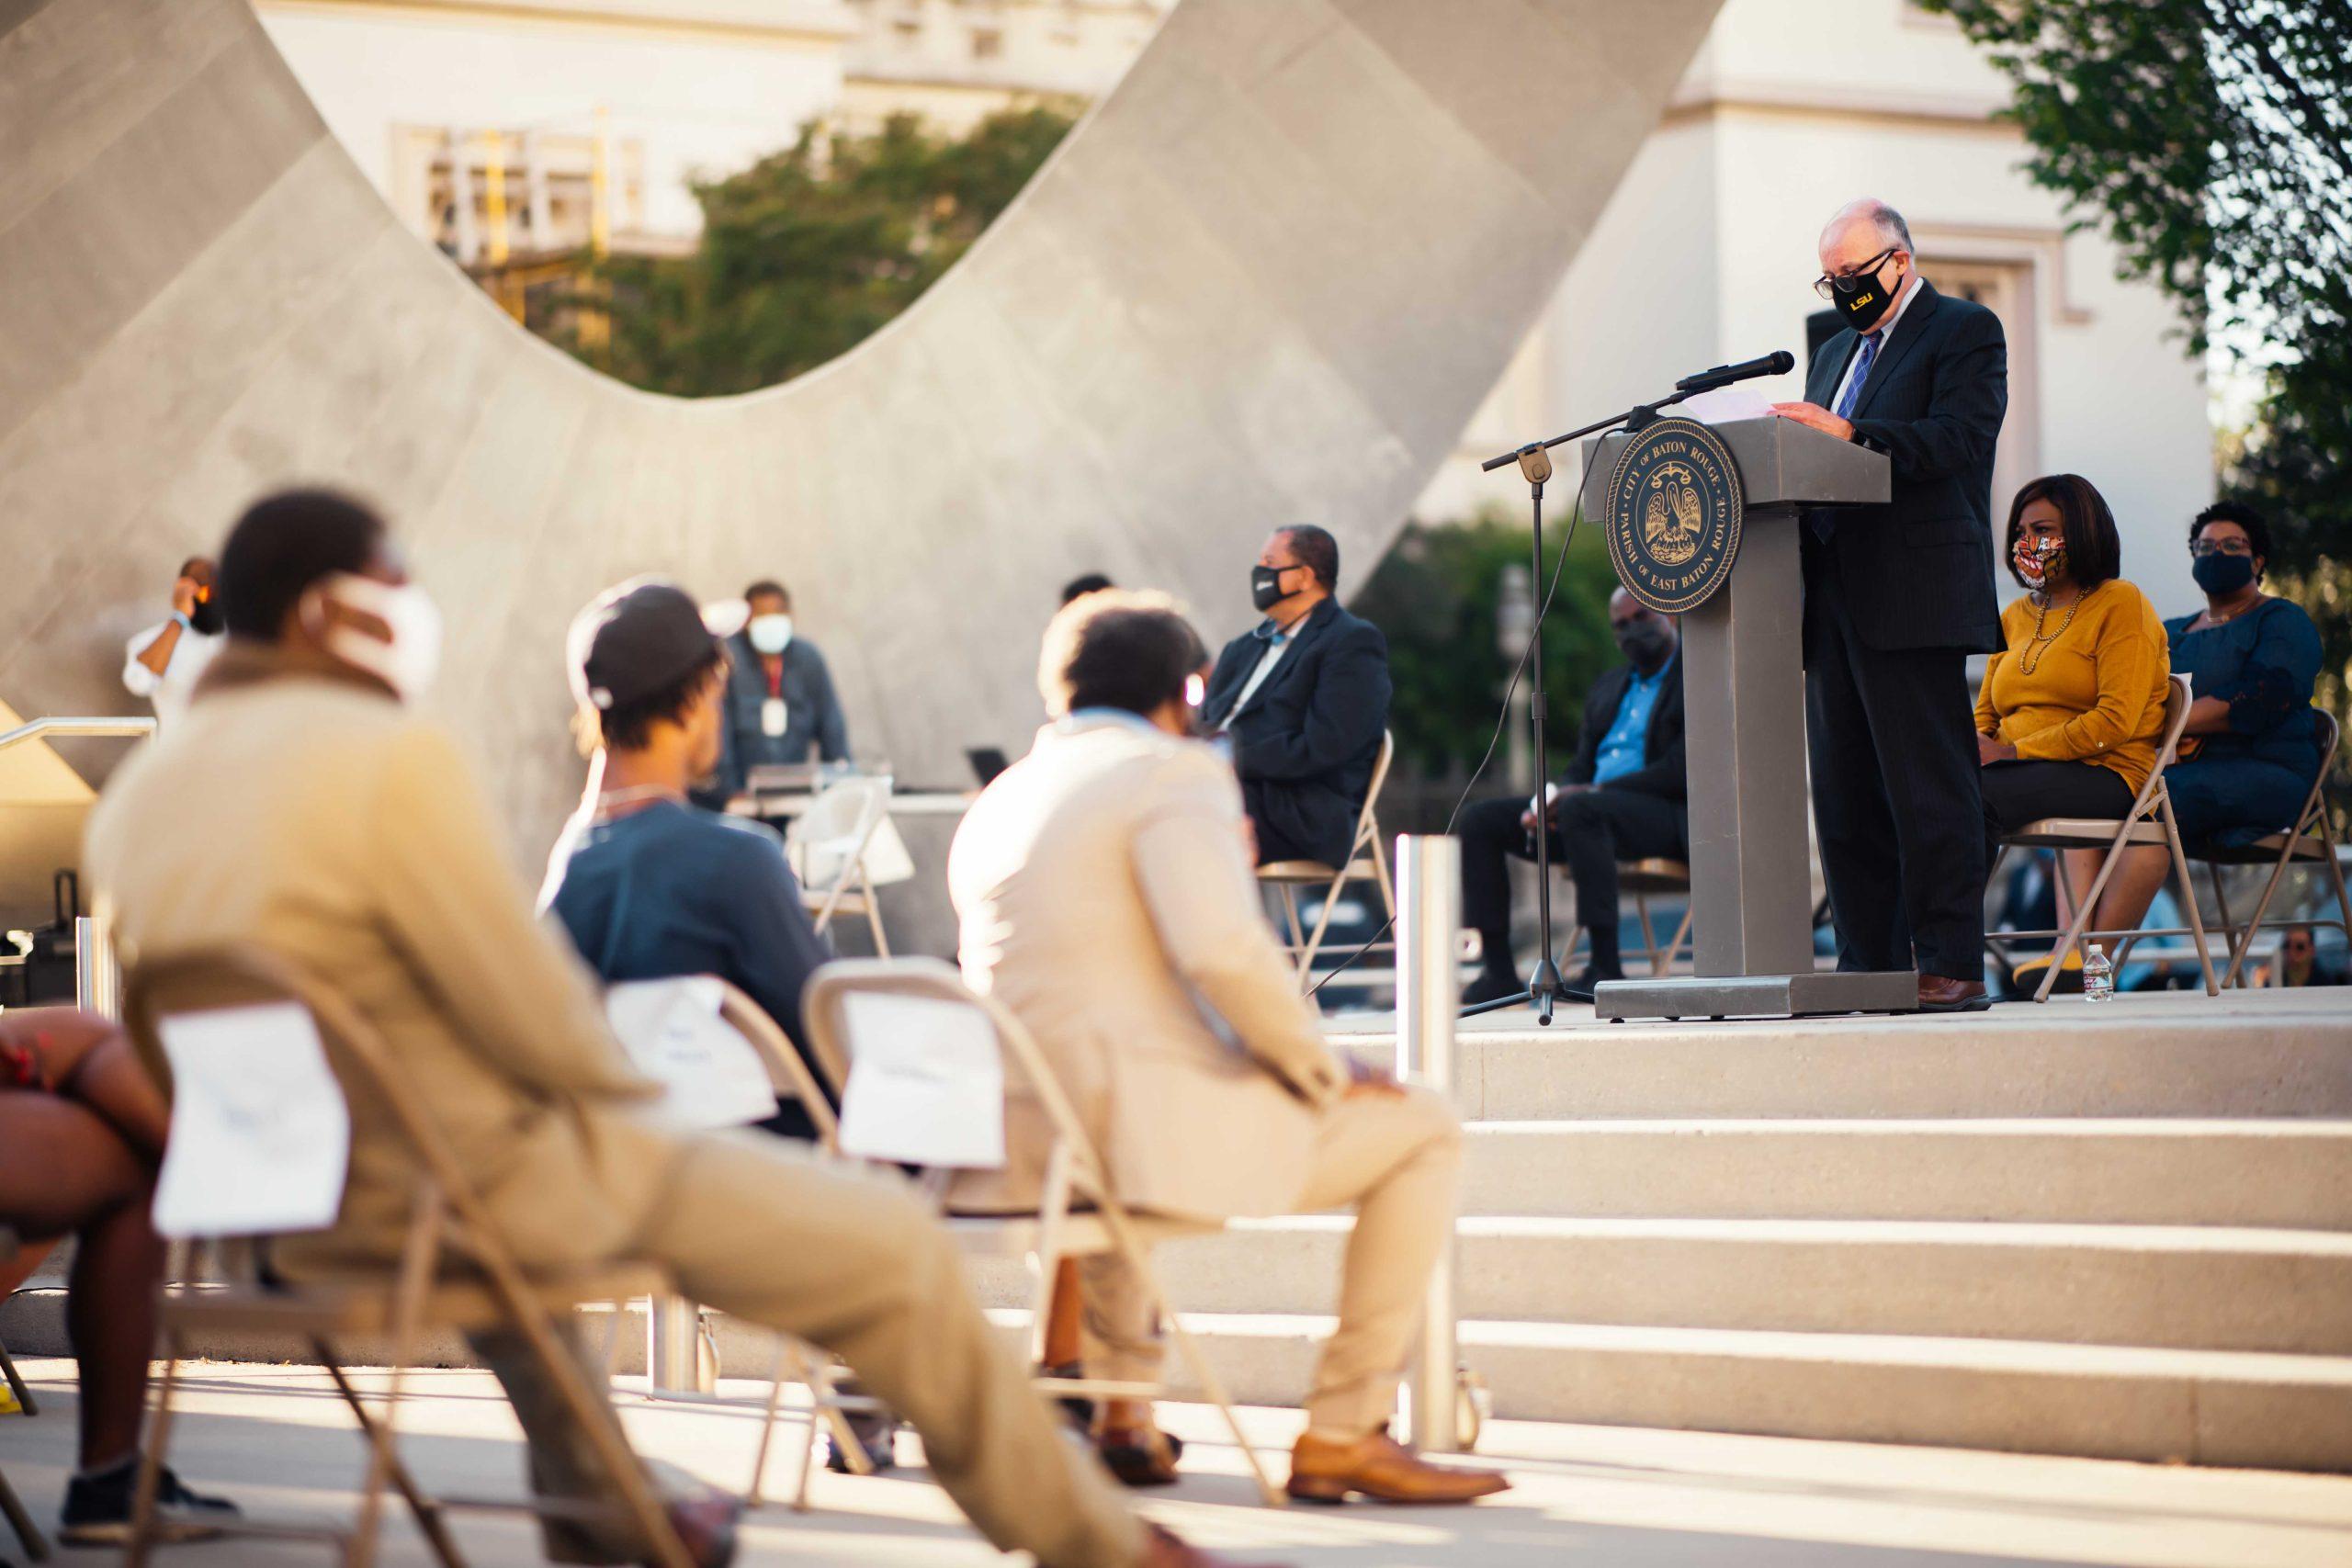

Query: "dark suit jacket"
(1202, 598), (1392, 868)
(1802, 280), (2007, 654)
(1562, 653), (1686, 799)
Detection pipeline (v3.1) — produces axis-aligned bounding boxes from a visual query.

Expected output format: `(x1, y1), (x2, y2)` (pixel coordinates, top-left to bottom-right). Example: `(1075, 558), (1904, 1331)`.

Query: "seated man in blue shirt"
(1460, 590), (1687, 1005)
(542, 580), (836, 1142)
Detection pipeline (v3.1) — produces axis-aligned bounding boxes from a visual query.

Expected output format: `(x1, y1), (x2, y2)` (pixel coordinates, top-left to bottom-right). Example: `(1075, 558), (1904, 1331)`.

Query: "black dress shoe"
(1461, 970), (1523, 1007)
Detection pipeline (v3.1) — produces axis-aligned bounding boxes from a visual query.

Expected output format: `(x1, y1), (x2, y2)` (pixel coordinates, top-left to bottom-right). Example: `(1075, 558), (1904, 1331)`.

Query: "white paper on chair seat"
(153, 1003), (350, 1239)
(836, 992), (1005, 1168)
(605, 977), (781, 1132)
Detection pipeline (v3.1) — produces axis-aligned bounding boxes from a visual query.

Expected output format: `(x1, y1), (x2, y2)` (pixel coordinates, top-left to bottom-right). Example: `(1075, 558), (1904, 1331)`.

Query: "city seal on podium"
(1602, 416), (1744, 615)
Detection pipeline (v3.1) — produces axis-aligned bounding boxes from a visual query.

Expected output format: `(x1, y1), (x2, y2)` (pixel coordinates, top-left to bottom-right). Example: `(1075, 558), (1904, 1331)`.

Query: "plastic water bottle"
(2082, 942), (2115, 1002)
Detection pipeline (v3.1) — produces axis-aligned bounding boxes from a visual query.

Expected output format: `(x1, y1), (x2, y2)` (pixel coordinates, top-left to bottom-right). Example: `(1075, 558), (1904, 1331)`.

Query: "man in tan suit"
(950, 592), (1508, 1506)
(85, 491), (1243, 1568)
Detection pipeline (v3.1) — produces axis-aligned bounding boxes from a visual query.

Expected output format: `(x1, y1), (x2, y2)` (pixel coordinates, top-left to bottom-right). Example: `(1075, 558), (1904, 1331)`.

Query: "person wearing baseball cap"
(542, 578), (836, 1141)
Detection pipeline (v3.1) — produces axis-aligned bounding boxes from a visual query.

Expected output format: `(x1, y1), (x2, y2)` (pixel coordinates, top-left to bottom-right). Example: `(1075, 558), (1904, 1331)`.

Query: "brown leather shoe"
(1140, 1520), (1290, 1567)
(1917, 976), (1992, 1013)
(1285, 1428), (1510, 1505)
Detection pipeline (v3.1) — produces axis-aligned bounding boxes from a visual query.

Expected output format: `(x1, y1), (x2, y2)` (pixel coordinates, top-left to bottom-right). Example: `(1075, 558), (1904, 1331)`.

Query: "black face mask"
(2191, 553), (2256, 597)
(188, 594), (224, 637)
(1615, 619), (1673, 670)
(1250, 564), (1295, 614)
(1833, 256), (1902, 333)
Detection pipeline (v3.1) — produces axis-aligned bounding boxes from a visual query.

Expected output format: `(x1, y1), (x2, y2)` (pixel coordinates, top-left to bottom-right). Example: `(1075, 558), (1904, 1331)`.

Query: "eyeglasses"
(2189, 539), (2254, 558)
(1814, 247), (1896, 300)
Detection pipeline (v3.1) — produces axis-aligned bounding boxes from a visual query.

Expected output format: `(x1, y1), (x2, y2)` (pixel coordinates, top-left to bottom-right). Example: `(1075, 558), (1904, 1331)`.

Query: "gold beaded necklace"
(2016, 585), (2084, 677)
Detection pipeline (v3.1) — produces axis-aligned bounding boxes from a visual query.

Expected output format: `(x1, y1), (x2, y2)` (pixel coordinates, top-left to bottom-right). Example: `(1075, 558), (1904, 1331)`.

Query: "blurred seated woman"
(2160, 502), (2325, 840)
(0, 1010), (235, 1543)
(1974, 474), (2174, 933)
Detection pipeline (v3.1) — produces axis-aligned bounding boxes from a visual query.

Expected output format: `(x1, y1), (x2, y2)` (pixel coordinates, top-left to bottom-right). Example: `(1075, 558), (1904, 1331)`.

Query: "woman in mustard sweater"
(1975, 474), (2174, 934)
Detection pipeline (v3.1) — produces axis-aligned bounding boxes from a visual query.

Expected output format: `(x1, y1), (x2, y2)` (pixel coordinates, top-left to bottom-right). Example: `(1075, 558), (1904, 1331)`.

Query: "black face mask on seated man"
(1250, 564), (1295, 615)
(1615, 618), (1674, 671)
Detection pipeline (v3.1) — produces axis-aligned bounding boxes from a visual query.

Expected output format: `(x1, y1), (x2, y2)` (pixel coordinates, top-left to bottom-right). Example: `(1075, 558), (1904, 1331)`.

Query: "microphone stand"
(1462, 387), (1697, 1025)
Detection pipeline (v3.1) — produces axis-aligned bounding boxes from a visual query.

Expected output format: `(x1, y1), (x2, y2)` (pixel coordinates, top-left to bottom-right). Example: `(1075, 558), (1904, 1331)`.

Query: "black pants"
(1460, 787), (1687, 976)
(1804, 579), (1986, 980)
(1978, 759), (2135, 866)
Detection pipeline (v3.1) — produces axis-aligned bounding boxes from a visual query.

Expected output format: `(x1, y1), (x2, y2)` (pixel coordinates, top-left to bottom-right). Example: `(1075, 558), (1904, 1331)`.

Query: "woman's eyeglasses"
(1814, 248), (1896, 300)
(2189, 539), (2254, 558)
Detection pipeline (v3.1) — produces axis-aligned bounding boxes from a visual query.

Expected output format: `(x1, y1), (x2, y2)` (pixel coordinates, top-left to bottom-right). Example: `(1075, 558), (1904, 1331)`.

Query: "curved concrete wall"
(0, 0), (1719, 846)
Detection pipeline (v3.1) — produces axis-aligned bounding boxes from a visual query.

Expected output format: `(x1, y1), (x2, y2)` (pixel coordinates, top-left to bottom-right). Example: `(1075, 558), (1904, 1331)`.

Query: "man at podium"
(1770, 198), (2007, 1012)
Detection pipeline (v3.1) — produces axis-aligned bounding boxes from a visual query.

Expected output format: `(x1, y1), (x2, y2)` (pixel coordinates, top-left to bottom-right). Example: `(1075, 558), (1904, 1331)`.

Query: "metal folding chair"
(1258, 731), (1396, 986)
(0, 1226), (49, 1562)
(802, 959), (1285, 1507)
(120, 949), (695, 1568)
(605, 978), (880, 1512)
(1985, 675), (2220, 1001)
(2193, 709), (2352, 988)
(1619, 858), (1695, 976)
(787, 778), (894, 956)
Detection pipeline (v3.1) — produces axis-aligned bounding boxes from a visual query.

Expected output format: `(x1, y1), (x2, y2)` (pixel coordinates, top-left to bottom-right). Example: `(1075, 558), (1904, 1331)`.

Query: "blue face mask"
(747, 613), (793, 655)
(2190, 553), (2256, 597)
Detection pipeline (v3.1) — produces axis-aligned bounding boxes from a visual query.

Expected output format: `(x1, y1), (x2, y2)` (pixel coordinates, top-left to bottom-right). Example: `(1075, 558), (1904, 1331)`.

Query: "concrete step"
(980, 1311), (2352, 1473)
(14, 1287), (2341, 1473)
(967, 1217), (2352, 1355)
(1334, 992), (2352, 1120)
(1459, 1119), (2352, 1227)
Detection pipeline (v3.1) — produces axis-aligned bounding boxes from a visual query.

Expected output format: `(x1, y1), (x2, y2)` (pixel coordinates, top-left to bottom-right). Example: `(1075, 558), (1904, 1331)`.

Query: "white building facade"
(1425, 0), (2212, 614)
(253, 0), (2210, 605)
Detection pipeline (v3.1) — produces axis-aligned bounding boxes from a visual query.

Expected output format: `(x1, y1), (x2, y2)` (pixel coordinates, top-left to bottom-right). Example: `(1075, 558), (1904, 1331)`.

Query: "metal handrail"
(0, 716), (156, 754)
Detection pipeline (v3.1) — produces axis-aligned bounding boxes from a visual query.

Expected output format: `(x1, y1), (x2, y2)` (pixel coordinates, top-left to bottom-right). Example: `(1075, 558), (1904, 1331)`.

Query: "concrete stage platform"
(2, 1359), (2348, 1566)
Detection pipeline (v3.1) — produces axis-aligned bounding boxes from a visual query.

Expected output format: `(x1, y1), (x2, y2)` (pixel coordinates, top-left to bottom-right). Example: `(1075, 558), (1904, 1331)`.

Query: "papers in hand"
(605, 976), (781, 1132)
(153, 1002), (351, 1239)
(1681, 384), (1778, 425)
(835, 991), (1007, 1168)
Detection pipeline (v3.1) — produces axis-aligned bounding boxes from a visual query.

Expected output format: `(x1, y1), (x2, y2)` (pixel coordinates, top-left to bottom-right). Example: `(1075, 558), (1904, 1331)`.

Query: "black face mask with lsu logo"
(1834, 257), (1902, 333)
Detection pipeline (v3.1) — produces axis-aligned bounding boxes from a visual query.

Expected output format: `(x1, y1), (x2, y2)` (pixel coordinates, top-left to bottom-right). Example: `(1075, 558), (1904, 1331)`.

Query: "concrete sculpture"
(0, 0), (1720, 852)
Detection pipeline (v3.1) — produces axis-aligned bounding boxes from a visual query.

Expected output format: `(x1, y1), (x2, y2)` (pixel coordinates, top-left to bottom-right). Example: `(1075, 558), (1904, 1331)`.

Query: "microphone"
(1674, 350), (1795, 394)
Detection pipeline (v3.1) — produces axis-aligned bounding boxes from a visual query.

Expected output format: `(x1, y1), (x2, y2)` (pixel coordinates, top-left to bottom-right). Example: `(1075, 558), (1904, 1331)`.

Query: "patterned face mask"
(2013, 536), (2065, 590)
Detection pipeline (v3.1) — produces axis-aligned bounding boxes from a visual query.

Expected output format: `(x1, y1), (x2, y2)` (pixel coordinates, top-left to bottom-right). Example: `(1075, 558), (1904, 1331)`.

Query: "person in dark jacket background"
(1459, 590), (1686, 1004)
(716, 578), (849, 795)
(1199, 525), (1391, 869)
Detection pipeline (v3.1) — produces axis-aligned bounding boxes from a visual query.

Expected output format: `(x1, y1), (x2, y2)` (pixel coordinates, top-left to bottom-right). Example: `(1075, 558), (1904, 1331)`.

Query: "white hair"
(1825, 198), (1912, 254)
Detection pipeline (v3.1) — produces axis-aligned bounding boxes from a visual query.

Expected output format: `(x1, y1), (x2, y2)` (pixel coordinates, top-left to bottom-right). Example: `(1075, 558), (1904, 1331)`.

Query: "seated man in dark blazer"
(1459, 590), (1686, 1004)
(1200, 525), (1392, 868)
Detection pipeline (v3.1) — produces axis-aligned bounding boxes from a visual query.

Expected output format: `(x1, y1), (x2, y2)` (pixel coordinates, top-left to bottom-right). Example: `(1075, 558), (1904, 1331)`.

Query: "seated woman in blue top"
(540, 580), (836, 1143)
(2161, 502), (2326, 843)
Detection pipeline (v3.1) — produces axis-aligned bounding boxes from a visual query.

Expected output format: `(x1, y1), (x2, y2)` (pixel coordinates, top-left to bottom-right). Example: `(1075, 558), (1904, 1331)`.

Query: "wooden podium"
(1579, 415), (1918, 1021)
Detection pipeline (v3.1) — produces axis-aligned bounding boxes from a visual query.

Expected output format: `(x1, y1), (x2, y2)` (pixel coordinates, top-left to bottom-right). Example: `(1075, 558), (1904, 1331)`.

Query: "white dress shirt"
(1217, 626), (1294, 730)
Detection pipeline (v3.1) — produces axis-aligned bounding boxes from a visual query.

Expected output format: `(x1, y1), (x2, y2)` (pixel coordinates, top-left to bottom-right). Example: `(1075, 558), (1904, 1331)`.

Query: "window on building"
(1928, 256), (2041, 511)
(971, 27), (1003, 60)
(892, 18), (921, 48)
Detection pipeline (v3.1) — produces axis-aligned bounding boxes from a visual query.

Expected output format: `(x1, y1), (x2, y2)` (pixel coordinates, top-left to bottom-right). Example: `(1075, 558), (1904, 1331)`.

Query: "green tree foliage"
(1919, 0), (2352, 694)
(1351, 513), (1623, 784)
(556, 107), (1075, 396)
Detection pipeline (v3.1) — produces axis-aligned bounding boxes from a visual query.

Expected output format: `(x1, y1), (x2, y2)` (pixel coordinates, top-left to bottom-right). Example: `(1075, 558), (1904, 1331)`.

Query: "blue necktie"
(1834, 332), (1880, 422)
(1811, 333), (1882, 542)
